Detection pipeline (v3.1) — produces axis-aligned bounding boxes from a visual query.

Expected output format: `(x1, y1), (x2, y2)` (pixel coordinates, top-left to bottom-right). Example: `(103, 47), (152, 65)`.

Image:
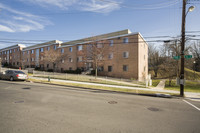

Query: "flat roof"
(61, 29), (132, 47)
(22, 40), (63, 51)
(0, 44), (26, 52)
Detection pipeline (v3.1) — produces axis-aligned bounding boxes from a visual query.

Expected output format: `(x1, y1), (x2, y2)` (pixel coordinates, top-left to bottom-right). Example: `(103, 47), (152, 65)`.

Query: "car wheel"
(10, 76), (14, 81)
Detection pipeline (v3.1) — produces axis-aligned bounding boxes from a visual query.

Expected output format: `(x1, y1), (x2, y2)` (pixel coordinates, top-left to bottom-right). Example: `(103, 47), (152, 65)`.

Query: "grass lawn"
(165, 80), (200, 93)
(32, 75), (145, 88)
(152, 79), (161, 87)
(28, 78), (178, 96)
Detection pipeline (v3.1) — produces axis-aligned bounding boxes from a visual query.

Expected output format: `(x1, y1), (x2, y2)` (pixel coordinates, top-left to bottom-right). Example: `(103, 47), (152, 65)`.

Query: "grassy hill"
(149, 68), (200, 80)
(185, 68), (200, 80)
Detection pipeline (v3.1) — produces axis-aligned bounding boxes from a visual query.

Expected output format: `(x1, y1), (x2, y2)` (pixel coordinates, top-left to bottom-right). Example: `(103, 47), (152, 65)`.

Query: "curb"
(28, 80), (173, 99)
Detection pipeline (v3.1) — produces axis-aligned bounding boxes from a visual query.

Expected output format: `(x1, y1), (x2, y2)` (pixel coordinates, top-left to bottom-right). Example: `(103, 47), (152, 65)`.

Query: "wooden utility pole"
(180, 0), (186, 96)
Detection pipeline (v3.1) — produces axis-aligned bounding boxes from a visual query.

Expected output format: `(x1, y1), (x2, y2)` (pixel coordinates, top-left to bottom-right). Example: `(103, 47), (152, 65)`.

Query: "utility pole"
(180, 0), (186, 97)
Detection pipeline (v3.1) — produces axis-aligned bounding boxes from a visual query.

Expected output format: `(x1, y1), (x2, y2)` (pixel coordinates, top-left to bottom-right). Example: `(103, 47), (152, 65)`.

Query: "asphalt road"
(0, 80), (200, 133)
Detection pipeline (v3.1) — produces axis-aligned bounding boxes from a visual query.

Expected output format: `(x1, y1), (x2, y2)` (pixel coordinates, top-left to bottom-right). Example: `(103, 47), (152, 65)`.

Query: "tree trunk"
(95, 60), (97, 79)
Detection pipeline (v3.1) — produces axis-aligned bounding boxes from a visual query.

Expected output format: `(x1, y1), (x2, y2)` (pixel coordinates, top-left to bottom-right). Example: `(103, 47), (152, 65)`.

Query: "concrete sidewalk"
(29, 76), (200, 99)
(154, 80), (166, 90)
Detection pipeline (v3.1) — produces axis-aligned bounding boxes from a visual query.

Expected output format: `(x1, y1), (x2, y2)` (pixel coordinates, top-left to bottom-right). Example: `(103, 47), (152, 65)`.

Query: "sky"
(0, 0), (200, 49)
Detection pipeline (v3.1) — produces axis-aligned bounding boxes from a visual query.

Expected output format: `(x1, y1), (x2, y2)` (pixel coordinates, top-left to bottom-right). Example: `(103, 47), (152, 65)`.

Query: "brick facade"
(0, 29), (148, 81)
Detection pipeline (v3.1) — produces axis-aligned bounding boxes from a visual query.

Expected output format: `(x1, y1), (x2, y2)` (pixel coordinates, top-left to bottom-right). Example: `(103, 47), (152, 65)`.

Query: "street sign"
(184, 55), (192, 59)
(173, 56), (180, 60)
(173, 55), (192, 60)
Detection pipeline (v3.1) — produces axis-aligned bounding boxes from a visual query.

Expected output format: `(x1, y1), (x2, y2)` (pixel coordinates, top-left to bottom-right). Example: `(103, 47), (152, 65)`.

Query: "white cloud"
(0, 3), (51, 33)
(20, 0), (121, 13)
(0, 25), (15, 32)
(80, 0), (120, 13)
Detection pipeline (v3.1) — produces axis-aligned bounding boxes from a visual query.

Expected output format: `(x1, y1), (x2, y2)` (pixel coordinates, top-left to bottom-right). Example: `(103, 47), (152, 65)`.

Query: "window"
(14, 49), (15, 53)
(123, 52), (129, 58)
(69, 47), (73, 52)
(47, 47), (50, 51)
(108, 53), (113, 59)
(123, 37), (129, 44)
(31, 50), (34, 54)
(54, 45), (57, 50)
(98, 66), (104, 72)
(123, 65), (128, 71)
(61, 48), (64, 53)
(77, 45), (82, 51)
(40, 48), (44, 52)
(27, 59), (29, 62)
(61, 59), (64, 63)
(108, 66), (112, 72)
(97, 54), (103, 60)
(97, 43), (103, 48)
(27, 51), (29, 54)
(10, 50), (12, 53)
(4, 51), (6, 54)
(69, 67), (72, 70)
(31, 58), (34, 62)
(69, 58), (73, 62)
(23, 52), (25, 55)
(109, 40), (114, 46)
(77, 56), (82, 62)
(47, 64), (49, 68)
(17, 48), (19, 51)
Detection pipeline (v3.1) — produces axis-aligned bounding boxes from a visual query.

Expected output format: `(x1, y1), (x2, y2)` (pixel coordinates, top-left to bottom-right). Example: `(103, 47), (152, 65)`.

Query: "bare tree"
(83, 38), (108, 79)
(43, 49), (69, 72)
(191, 41), (200, 72)
(148, 44), (163, 77)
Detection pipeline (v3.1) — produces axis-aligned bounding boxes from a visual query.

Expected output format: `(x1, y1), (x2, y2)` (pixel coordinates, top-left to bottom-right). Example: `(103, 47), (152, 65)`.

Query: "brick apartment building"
(0, 44), (26, 68)
(0, 29), (148, 81)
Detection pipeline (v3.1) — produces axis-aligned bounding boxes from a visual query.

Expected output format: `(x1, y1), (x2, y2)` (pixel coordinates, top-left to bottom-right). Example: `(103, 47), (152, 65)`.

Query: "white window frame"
(69, 58), (73, 62)
(123, 37), (129, 44)
(69, 47), (73, 52)
(31, 50), (34, 54)
(77, 56), (83, 62)
(123, 52), (129, 58)
(123, 65), (128, 72)
(61, 48), (64, 53)
(54, 45), (57, 50)
(77, 45), (82, 51)
(108, 53), (113, 59)
(40, 48), (44, 52)
(109, 40), (114, 46)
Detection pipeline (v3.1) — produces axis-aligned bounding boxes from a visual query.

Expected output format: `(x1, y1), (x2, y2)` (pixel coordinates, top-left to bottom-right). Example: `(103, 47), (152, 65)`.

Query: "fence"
(0, 67), (28, 74)
(32, 70), (145, 86)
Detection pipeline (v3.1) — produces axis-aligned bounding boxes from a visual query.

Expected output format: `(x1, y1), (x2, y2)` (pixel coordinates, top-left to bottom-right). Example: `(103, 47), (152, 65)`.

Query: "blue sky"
(0, 0), (199, 48)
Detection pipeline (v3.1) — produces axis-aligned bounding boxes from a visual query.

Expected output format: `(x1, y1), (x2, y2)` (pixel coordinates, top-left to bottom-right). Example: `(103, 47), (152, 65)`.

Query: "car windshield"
(14, 71), (25, 74)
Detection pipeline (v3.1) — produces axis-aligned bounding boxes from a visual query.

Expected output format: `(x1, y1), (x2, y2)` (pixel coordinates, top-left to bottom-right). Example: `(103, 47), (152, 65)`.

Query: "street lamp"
(180, 1), (195, 97)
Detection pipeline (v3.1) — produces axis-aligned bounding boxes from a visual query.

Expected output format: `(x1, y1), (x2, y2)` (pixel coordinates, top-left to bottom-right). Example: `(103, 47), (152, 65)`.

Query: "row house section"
(59, 29), (148, 81)
(22, 40), (63, 70)
(0, 44), (26, 68)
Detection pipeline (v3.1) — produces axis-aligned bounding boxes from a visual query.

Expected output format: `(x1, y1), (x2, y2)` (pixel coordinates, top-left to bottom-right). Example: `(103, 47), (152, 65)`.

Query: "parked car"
(0, 70), (28, 81)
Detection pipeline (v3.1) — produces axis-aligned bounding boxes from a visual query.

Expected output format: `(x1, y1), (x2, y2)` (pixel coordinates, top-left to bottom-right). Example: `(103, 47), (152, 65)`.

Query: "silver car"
(0, 70), (28, 81)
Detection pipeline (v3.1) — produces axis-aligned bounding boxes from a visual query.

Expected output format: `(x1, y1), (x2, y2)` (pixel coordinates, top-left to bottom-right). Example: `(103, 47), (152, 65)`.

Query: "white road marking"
(183, 99), (200, 111)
